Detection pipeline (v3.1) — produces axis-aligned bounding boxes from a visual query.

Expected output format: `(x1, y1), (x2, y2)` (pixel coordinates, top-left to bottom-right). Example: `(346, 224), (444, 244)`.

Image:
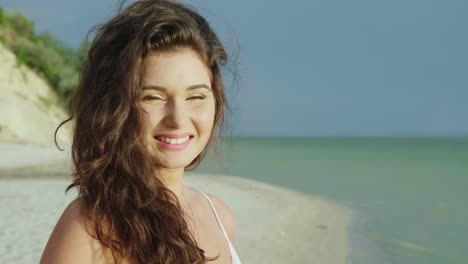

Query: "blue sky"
(2, 0), (467, 137)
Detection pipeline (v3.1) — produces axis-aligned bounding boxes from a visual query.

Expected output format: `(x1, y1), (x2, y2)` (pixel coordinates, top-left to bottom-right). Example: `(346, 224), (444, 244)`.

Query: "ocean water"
(196, 137), (468, 264)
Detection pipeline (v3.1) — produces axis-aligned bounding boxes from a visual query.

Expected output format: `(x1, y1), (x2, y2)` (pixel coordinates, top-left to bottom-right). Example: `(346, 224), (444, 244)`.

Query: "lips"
(154, 134), (193, 151)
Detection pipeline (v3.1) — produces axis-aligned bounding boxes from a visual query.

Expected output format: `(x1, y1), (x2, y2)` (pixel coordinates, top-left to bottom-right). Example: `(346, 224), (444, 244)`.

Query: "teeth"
(156, 136), (190, 145)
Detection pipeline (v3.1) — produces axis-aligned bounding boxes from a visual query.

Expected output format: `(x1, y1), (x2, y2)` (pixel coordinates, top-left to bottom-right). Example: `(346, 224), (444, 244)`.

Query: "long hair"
(54, 0), (233, 263)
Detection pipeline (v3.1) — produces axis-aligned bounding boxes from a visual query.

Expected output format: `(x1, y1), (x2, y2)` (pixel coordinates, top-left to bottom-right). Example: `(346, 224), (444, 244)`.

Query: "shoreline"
(0, 173), (353, 264)
(0, 143), (353, 263)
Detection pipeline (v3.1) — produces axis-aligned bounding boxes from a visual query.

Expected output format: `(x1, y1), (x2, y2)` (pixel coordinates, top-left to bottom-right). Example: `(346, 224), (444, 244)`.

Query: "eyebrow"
(142, 84), (212, 92)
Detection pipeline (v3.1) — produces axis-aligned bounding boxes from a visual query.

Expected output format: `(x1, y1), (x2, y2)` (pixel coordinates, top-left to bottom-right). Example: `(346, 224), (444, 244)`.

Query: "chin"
(156, 155), (195, 169)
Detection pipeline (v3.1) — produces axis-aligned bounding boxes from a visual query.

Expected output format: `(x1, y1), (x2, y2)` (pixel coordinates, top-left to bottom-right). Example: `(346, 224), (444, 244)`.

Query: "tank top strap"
(200, 191), (242, 264)
(200, 191), (232, 243)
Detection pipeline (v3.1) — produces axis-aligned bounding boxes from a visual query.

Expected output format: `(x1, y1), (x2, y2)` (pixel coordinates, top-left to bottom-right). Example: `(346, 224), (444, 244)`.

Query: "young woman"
(39, 0), (241, 263)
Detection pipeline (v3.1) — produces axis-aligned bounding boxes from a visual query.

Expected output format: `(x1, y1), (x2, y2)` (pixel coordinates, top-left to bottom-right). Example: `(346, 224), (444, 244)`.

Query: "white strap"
(200, 192), (232, 244)
(201, 191), (241, 264)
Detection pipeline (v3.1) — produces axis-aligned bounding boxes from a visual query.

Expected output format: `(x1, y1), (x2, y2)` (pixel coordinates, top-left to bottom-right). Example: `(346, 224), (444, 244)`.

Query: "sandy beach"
(0, 143), (353, 264)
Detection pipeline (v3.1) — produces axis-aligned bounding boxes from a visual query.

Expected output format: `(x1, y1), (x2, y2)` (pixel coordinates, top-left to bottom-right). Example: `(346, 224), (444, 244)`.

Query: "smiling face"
(140, 47), (216, 169)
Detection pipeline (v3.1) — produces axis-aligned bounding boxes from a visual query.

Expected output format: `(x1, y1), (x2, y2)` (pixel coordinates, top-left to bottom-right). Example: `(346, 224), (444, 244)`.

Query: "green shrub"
(1, 8), (91, 111)
(6, 12), (35, 39)
(0, 8), (4, 25)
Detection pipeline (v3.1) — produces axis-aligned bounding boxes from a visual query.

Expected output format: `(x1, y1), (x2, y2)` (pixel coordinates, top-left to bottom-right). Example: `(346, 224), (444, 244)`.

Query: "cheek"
(140, 107), (161, 130)
(194, 101), (216, 133)
(204, 100), (216, 127)
(200, 110), (215, 128)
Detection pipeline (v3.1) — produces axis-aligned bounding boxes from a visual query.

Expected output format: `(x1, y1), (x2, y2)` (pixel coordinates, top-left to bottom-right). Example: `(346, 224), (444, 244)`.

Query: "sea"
(196, 137), (468, 264)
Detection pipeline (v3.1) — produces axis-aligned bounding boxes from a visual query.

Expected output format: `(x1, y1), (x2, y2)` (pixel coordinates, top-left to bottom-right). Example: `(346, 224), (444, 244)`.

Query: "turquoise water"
(196, 137), (468, 264)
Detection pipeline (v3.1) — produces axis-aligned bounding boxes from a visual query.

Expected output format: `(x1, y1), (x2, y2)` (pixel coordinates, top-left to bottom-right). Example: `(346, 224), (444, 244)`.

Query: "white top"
(200, 191), (242, 264)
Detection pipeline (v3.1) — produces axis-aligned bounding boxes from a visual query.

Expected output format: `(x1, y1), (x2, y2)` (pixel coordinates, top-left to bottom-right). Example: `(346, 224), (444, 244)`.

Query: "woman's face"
(140, 48), (215, 169)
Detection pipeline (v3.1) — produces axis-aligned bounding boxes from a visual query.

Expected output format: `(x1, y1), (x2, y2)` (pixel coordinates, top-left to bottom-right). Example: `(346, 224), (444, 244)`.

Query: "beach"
(0, 143), (352, 264)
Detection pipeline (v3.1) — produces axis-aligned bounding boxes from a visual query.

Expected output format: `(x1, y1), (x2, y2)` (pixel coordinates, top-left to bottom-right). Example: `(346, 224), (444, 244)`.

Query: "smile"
(155, 136), (190, 144)
(154, 136), (193, 151)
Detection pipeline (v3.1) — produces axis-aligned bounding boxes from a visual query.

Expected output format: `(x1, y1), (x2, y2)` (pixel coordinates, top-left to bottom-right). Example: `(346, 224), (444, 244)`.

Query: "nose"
(163, 98), (189, 128)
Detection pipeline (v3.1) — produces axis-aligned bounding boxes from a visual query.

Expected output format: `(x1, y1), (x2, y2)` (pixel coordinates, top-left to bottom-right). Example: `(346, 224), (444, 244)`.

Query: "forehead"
(142, 48), (211, 90)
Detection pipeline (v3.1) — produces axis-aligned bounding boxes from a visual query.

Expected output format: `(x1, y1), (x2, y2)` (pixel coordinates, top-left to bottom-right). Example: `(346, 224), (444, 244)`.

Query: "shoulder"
(203, 192), (237, 246)
(39, 197), (115, 264)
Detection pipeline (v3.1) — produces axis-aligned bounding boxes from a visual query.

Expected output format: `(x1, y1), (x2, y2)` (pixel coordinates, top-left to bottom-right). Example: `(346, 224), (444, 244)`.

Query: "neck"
(157, 168), (189, 208)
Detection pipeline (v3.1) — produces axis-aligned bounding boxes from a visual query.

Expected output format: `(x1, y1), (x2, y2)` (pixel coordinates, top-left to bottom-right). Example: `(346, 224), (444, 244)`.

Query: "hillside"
(0, 7), (86, 145)
(0, 43), (71, 145)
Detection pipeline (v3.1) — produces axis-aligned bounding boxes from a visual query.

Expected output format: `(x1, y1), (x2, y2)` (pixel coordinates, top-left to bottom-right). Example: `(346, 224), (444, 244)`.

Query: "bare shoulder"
(39, 197), (114, 264)
(204, 192), (237, 247)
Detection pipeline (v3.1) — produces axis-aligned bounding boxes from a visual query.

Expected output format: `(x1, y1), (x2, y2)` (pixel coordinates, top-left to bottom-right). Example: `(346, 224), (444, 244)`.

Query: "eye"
(143, 95), (164, 100)
(188, 96), (206, 100)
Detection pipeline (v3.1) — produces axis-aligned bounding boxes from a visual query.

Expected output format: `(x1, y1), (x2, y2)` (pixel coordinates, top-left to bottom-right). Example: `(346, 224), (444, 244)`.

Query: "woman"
(39, 0), (241, 263)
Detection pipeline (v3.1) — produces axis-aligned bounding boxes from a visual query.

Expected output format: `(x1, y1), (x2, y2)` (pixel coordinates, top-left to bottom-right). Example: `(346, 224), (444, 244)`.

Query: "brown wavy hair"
(54, 0), (236, 263)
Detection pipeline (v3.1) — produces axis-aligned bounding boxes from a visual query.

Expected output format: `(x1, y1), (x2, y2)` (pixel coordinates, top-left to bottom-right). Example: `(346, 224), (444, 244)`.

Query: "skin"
(39, 47), (236, 264)
(139, 47), (215, 205)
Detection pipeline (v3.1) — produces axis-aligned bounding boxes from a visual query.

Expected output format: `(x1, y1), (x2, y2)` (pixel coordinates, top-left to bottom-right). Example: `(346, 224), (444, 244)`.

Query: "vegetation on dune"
(0, 6), (90, 110)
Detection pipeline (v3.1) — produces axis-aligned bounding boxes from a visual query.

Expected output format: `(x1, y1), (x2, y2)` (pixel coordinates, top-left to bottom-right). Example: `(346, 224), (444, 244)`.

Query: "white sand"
(0, 143), (70, 169)
(0, 143), (352, 264)
(0, 176), (352, 264)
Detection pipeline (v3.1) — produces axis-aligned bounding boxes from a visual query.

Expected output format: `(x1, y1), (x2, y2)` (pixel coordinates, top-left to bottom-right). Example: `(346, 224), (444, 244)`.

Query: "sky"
(1, 0), (467, 137)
